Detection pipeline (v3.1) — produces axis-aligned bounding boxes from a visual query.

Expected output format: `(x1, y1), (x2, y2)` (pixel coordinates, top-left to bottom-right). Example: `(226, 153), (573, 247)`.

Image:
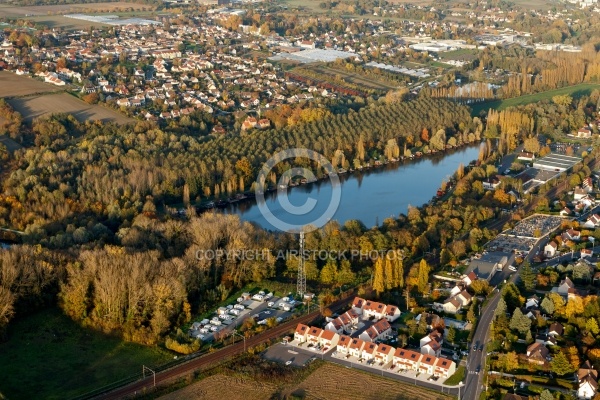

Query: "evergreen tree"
(384, 257), (393, 290)
(447, 326), (456, 344)
(540, 390), (554, 400)
(520, 261), (536, 291)
(551, 351), (575, 376)
(494, 297), (507, 320)
(509, 308), (531, 334)
(541, 296), (555, 315)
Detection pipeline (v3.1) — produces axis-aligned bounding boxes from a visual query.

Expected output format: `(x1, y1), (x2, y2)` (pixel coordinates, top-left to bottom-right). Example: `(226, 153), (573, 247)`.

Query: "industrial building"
(533, 153), (581, 172)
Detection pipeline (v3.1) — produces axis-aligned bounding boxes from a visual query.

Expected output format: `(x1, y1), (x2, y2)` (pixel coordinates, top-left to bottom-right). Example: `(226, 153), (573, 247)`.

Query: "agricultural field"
(0, 308), (173, 400)
(8, 93), (134, 124)
(159, 363), (453, 400)
(0, 71), (65, 98)
(470, 83), (600, 116)
(158, 374), (279, 400)
(0, 2), (153, 18)
(0, 2), (157, 28)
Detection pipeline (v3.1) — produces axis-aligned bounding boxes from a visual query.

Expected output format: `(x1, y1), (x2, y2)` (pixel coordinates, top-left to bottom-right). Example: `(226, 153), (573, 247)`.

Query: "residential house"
(558, 277), (575, 297)
(324, 318), (344, 334)
(384, 305), (402, 322)
(318, 329), (339, 350)
(306, 326), (323, 345)
(584, 214), (600, 229)
(418, 354), (437, 375)
(359, 319), (392, 342)
(352, 297), (366, 315)
(581, 248), (594, 259)
(462, 271), (478, 286)
(544, 242), (558, 258)
(548, 322), (564, 337)
(456, 290), (472, 307)
(535, 334), (557, 347)
(526, 342), (549, 365)
(295, 323), (309, 343)
(394, 349), (422, 371)
(421, 340), (442, 357)
(336, 335), (352, 355)
(583, 177), (594, 192)
(578, 365), (598, 400)
(563, 229), (581, 242)
(348, 338), (366, 358)
(482, 177), (501, 190)
(374, 344), (395, 364)
(363, 300), (387, 320)
(442, 297), (462, 314)
(434, 358), (457, 378)
(362, 342), (378, 361)
(525, 295), (540, 310)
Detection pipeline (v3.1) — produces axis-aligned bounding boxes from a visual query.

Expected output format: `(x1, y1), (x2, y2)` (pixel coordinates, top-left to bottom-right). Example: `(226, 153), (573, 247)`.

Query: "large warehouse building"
(533, 153), (581, 172)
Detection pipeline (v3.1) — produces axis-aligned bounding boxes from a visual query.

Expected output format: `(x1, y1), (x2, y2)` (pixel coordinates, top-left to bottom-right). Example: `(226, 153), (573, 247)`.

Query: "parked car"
(508, 265), (517, 272)
(267, 301), (275, 307)
(285, 360), (292, 366)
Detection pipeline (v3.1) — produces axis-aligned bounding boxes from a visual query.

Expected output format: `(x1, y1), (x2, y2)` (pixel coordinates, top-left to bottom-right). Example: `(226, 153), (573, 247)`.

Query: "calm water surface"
(225, 144), (483, 231)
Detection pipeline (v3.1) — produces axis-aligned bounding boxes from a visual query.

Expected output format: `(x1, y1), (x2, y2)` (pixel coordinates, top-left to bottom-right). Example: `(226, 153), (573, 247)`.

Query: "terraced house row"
(294, 324), (457, 378)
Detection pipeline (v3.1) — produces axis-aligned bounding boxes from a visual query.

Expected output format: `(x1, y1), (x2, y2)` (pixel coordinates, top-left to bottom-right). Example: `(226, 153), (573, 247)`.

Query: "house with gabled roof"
(307, 326), (323, 345)
(558, 277), (575, 297)
(394, 348), (422, 371)
(348, 338), (366, 358)
(336, 335), (352, 355)
(421, 340), (442, 357)
(318, 329), (339, 350)
(526, 342), (549, 365)
(363, 300), (387, 320)
(362, 342), (378, 361)
(418, 354), (438, 375)
(434, 357), (456, 378)
(384, 304), (401, 322)
(548, 322), (564, 337)
(359, 319), (392, 342)
(351, 297), (366, 314)
(295, 323), (309, 343)
(374, 344), (395, 364)
(584, 214), (600, 229)
(545, 241), (558, 258)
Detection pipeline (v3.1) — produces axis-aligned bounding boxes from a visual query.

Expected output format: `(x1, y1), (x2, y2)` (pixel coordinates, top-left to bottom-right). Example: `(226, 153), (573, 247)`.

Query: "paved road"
(91, 294), (354, 400)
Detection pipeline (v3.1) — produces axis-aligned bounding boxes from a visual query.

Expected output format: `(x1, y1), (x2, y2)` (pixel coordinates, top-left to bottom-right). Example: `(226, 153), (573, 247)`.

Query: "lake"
(225, 144), (483, 231)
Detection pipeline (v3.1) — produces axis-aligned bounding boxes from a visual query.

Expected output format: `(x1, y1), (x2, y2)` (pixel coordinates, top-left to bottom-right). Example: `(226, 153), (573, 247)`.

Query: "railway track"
(92, 294), (354, 400)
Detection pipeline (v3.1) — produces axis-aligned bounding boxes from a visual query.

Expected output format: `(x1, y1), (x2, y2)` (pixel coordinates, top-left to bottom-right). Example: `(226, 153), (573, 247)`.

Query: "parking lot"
(486, 235), (537, 253)
(504, 214), (563, 239)
(263, 342), (318, 367)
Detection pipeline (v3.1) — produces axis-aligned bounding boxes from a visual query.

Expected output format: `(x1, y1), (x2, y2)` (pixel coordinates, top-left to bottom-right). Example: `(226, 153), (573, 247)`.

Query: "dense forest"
(0, 96), (475, 244)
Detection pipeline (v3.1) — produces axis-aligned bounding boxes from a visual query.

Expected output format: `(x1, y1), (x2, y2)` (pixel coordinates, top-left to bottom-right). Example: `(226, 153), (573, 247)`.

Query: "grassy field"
(8, 93), (134, 124)
(0, 71), (65, 98)
(0, 2), (157, 28)
(159, 362), (453, 400)
(0, 308), (173, 400)
(470, 83), (600, 116)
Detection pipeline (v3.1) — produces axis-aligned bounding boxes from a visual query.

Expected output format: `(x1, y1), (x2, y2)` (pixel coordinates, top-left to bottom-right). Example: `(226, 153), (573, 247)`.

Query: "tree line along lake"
(223, 143), (483, 231)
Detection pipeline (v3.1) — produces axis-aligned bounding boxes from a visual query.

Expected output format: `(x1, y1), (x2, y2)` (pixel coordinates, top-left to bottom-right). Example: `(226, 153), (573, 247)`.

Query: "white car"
(286, 361), (293, 366)
(267, 301), (275, 307)
(508, 265), (517, 272)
